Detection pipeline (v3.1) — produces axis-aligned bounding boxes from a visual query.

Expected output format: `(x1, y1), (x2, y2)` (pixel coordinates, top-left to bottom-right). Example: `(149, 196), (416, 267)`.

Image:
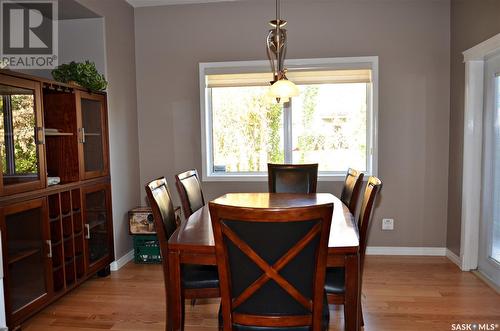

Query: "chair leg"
(180, 293), (186, 330)
(343, 302), (364, 328)
(191, 299), (196, 307)
(343, 304), (348, 326)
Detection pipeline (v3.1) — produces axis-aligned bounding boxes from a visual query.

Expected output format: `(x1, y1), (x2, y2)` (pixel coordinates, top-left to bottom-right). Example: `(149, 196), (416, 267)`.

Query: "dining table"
(167, 192), (361, 331)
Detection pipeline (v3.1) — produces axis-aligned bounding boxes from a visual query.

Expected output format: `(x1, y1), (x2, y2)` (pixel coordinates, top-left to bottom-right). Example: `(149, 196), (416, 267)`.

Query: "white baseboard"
(445, 249), (462, 268)
(472, 270), (500, 294)
(366, 246), (447, 256)
(110, 247), (460, 269)
(110, 249), (134, 271)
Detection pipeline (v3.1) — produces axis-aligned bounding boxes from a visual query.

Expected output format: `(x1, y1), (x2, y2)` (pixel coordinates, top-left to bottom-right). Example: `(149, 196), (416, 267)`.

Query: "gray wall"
(77, 0), (141, 260)
(135, 0), (451, 247)
(16, 17), (106, 79)
(59, 18), (106, 73)
(447, 0), (500, 256)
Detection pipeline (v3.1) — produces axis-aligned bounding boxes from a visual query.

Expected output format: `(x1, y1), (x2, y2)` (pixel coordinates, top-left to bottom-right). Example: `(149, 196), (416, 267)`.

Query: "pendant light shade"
(269, 78), (299, 103)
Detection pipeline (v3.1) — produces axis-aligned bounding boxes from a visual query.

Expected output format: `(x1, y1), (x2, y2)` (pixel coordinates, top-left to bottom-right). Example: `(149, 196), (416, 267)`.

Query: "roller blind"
(206, 69), (372, 88)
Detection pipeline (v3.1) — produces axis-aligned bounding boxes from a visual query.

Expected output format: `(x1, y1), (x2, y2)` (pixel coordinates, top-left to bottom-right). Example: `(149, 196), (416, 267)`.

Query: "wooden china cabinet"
(0, 70), (114, 330)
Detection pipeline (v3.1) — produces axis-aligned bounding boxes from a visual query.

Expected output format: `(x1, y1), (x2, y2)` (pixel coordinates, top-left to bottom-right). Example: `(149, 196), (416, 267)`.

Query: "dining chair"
(325, 176), (382, 326)
(209, 199), (333, 331)
(267, 163), (318, 193)
(145, 177), (219, 330)
(340, 168), (364, 215)
(175, 169), (205, 219)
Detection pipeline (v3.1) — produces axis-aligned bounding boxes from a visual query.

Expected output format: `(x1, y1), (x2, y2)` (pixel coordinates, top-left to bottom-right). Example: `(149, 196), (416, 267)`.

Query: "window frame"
(199, 56), (379, 182)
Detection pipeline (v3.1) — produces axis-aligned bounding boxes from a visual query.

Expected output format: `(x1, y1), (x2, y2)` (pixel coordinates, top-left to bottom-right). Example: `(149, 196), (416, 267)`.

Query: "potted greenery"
(52, 61), (108, 91)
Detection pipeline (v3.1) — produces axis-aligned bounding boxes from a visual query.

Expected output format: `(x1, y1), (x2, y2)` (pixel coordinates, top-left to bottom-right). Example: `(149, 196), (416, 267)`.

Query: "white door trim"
(461, 33), (500, 271)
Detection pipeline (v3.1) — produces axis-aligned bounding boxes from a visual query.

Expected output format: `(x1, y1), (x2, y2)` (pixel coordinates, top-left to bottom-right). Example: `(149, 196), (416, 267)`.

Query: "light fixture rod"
(276, 0), (280, 21)
(276, 0), (281, 76)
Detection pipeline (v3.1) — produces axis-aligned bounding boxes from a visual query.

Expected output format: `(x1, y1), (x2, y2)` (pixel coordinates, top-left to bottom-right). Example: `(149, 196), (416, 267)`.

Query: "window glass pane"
(291, 83), (367, 172)
(211, 87), (284, 172)
(85, 189), (109, 264)
(11, 94), (37, 174)
(6, 206), (47, 313)
(81, 98), (104, 173)
(0, 84), (40, 186)
(491, 76), (500, 263)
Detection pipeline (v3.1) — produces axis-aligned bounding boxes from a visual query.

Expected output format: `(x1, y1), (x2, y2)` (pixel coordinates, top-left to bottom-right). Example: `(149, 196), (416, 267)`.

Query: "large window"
(200, 57), (378, 181)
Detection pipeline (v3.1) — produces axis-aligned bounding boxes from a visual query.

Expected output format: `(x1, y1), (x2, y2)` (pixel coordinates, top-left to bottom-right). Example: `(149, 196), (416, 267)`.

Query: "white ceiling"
(126, 0), (241, 7)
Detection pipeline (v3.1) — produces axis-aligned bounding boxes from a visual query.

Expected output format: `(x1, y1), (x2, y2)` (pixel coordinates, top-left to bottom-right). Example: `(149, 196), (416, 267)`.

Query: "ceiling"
(58, 0), (100, 19)
(126, 0), (241, 7)
(17, 0), (100, 19)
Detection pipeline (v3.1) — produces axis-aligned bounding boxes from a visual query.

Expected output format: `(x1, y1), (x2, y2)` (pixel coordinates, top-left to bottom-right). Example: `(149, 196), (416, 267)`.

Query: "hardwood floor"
(23, 256), (500, 331)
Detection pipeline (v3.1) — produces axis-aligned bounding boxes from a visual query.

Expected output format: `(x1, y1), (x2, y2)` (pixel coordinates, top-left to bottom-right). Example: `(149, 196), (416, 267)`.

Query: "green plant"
(52, 61), (108, 91)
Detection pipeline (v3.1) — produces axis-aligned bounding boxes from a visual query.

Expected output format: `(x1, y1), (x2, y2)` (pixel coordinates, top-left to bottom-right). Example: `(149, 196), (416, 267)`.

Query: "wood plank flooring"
(23, 256), (500, 331)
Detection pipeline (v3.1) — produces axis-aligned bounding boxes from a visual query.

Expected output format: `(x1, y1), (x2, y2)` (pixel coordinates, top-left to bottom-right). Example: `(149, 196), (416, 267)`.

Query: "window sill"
(202, 173), (357, 182)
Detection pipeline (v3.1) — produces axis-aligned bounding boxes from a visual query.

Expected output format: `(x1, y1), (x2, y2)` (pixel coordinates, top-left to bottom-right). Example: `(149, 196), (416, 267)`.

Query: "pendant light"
(266, 0), (299, 103)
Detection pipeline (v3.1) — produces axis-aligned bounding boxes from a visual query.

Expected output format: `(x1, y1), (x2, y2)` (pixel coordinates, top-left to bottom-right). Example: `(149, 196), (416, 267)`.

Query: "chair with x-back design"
(209, 195), (333, 331)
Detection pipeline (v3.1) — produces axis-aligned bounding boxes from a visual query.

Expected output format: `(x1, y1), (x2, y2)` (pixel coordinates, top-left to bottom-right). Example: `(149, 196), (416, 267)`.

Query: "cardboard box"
(129, 206), (155, 234)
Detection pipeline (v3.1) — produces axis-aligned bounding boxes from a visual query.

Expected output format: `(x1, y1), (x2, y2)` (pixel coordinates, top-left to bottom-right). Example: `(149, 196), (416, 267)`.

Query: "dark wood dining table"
(167, 193), (360, 331)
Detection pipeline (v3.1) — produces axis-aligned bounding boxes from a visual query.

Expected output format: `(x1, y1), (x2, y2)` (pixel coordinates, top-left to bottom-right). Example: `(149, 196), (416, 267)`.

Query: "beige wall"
(447, 0), (500, 256)
(76, 0), (141, 259)
(59, 18), (106, 74)
(135, 0), (450, 247)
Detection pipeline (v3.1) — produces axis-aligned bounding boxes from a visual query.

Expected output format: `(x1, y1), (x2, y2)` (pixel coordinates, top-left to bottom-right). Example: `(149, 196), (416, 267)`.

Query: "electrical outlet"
(382, 218), (394, 231)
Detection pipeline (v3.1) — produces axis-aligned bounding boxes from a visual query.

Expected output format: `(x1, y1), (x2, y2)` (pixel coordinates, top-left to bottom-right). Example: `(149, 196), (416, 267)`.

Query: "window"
(200, 57), (378, 181)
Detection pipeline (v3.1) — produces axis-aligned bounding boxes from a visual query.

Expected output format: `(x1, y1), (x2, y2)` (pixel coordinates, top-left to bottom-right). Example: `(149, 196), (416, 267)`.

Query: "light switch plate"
(382, 218), (394, 230)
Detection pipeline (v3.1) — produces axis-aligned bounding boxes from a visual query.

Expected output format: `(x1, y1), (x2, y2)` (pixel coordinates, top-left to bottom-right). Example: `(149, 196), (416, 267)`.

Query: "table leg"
(168, 251), (183, 331)
(344, 253), (360, 331)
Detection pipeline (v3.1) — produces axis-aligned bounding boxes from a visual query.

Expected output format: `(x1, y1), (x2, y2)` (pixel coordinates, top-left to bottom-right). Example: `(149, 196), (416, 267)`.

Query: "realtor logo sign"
(0, 0), (58, 69)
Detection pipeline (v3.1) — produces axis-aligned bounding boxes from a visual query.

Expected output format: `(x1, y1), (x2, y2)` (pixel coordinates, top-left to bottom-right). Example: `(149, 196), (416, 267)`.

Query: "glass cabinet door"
(0, 74), (45, 195)
(76, 91), (109, 180)
(82, 184), (113, 273)
(1, 198), (51, 321)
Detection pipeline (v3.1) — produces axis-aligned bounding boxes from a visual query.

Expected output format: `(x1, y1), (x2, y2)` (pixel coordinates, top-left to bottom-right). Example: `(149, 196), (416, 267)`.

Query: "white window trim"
(460, 32), (500, 271)
(199, 56), (379, 182)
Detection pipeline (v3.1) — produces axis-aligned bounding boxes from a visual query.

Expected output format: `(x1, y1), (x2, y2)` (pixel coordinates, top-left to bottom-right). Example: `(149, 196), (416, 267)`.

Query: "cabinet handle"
(79, 127), (86, 143)
(36, 127), (45, 145)
(85, 224), (90, 239)
(46, 240), (52, 258)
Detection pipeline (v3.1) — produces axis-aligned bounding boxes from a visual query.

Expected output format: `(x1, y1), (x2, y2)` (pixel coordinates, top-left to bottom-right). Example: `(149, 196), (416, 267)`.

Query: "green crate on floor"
(133, 235), (162, 264)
